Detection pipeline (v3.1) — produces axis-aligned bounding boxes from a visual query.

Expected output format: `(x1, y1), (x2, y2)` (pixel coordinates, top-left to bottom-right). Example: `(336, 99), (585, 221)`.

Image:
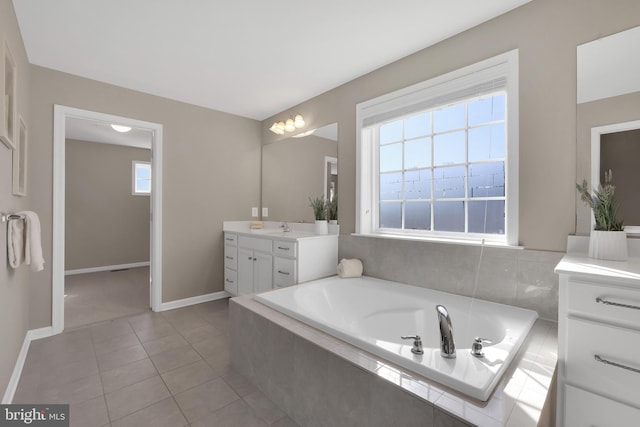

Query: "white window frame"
(132, 160), (151, 196)
(356, 50), (519, 246)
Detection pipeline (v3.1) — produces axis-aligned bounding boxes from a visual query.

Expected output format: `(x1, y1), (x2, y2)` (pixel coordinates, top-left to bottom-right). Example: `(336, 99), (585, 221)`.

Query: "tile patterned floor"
(13, 299), (298, 427)
(64, 267), (150, 329)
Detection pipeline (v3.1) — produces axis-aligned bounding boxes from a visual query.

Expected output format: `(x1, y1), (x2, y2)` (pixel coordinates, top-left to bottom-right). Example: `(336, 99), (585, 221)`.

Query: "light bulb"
(284, 118), (295, 132)
(269, 122), (282, 134)
(294, 114), (305, 128)
(276, 122), (286, 134)
(111, 124), (132, 133)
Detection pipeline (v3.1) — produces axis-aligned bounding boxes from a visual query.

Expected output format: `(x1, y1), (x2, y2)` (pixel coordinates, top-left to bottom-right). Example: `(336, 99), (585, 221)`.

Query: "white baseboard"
(160, 291), (231, 311)
(65, 262), (150, 276)
(2, 326), (53, 404)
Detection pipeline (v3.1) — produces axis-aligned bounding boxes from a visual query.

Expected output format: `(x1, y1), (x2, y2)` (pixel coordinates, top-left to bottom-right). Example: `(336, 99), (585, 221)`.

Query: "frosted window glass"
(434, 202), (464, 232)
(380, 172), (402, 200)
(469, 200), (505, 234)
(404, 112), (430, 139)
(434, 131), (465, 165)
(380, 120), (402, 144)
(380, 142), (402, 172)
(468, 162), (505, 198)
(434, 104), (465, 133)
(468, 124), (505, 162)
(405, 202), (431, 230)
(380, 203), (402, 228)
(468, 94), (505, 126)
(404, 137), (430, 169)
(434, 166), (465, 199)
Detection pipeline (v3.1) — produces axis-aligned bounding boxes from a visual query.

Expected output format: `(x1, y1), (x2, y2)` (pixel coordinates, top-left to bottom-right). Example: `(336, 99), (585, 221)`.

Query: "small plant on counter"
(576, 169), (624, 231)
(328, 197), (338, 222)
(309, 196), (327, 220)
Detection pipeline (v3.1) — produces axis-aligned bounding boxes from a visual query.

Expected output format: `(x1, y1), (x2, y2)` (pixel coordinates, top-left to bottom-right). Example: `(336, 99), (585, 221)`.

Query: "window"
(356, 50), (519, 245)
(132, 161), (151, 195)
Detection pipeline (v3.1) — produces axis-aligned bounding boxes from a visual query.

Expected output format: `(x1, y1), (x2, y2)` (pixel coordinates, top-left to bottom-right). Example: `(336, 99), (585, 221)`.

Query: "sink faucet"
(436, 305), (456, 359)
(280, 221), (291, 232)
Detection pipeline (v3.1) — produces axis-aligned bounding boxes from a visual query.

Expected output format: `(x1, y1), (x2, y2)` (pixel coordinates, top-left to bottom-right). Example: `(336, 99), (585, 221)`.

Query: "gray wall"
(262, 0), (640, 253)
(0, 0), (31, 400)
(261, 134), (337, 223)
(27, 66), (262, 329)
(65, 139), (150, 270)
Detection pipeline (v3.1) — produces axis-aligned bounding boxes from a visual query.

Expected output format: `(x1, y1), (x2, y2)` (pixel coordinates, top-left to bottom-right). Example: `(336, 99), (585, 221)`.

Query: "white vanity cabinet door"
(254, 252), (273, 293)
(238, 248), (255, 296)
(565, 384), (640, 427)
(237, 248), (273, 295)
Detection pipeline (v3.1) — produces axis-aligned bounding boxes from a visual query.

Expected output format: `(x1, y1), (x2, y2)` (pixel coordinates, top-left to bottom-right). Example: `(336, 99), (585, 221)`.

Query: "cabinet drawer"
(274, 257), (296, 287)
(565, 384), (640, 427)
(566, 317), (640, 407)
(224, 233), (238, 246)
(567, 280), (640, 330)
(224, 268), (238, 296)
(224, 245), (237, 270)
(273, 240), (297, 257)
(238, 236), (272, 253)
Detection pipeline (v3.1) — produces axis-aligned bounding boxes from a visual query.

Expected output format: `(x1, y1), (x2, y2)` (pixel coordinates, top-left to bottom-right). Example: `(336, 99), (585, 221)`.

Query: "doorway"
(52, 106), (163, 334)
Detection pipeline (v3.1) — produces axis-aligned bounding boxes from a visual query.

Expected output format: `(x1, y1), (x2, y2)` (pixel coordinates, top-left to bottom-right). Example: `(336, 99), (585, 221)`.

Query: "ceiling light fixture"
(269, 114), (305, 134)
(111, 124), (132, 133)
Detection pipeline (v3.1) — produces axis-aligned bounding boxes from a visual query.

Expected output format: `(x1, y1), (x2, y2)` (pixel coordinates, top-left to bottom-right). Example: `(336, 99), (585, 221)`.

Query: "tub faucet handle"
(401, 335), (424, 355)
(471, 337), (492, 357)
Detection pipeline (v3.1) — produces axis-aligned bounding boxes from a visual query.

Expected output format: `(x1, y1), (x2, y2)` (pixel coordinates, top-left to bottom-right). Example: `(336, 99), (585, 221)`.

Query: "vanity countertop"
(554, 254), (640, 283)
(223, 220), (339, 241)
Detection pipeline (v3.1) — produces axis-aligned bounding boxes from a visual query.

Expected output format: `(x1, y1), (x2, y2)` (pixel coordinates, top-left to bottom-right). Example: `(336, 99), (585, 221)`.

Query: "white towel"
(19, 211), (45, 272)
(7, 216), (25, 268)
(337, 258), (363, 278)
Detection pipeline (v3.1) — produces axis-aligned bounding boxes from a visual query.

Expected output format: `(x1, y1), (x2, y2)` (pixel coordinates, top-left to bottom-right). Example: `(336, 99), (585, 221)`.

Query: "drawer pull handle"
(595, 297), (640, 311)
(225, 256), (233, 260)
(277, 270), (290, 275)
(594, 354), (640, 375)
(225, 279), (234, 283)
(226, 238), (234, 241)
(277, 246), (290, 250)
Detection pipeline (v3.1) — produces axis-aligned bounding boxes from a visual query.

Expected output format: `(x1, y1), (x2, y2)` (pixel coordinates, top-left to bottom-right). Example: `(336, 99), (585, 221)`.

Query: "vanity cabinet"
(555, 254), (640, 426)
(223, 229), (338, 296)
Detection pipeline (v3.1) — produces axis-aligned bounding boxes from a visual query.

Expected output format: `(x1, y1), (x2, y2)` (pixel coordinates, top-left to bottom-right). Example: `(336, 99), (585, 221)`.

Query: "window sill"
(350, 232), (524, 249)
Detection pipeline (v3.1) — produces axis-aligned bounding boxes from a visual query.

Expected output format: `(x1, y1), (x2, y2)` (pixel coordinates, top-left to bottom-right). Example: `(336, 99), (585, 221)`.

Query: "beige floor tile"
(101, 358), (157, 394)
(223, 369), (257, 397)
(91, 318), (135, 344)
(161, 359), (217, 395)
(39, 355), (99, 388)
(190, 399), (268, 427)
(141, 333), (188, 356)
(179, 323), (223, 345)
(94, 332), (141, 356)
(110, 397), (187, 427)
(97, 343), (148, 372)
(173, 378), (239, 423)
(134, 321), (177, 343)
(149, 345), (201, 374)
(105, 375), (170, 421)
(39, 373), (103, 405)
(70, 395), (110, 427)
(191, 334), (228, 359)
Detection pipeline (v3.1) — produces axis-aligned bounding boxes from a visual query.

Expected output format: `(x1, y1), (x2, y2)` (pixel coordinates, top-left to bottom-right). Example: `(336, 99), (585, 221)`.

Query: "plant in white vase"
(576, 169), (627, 260)
(309, 196), (328, 235)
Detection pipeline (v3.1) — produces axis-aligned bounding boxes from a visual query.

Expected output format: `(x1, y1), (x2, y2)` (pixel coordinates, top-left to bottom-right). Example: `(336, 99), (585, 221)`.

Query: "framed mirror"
(261, 123), (337, 223)
(577, 26), (640, 234)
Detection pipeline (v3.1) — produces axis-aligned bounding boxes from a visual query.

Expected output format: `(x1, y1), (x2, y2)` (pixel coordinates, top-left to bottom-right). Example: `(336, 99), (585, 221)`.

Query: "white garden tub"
(255, 276), (538, 401)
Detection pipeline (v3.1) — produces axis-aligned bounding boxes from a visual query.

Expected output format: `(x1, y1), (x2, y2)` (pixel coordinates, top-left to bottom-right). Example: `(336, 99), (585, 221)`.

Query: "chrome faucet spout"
(436, 304), (456, 359)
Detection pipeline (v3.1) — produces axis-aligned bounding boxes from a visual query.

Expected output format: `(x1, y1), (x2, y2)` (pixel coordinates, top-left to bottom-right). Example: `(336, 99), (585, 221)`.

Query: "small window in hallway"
(133, 161), (151, 195)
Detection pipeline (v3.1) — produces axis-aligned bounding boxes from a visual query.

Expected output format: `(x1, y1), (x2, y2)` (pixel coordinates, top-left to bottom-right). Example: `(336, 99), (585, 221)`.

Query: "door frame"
(52, 105), (164, 334)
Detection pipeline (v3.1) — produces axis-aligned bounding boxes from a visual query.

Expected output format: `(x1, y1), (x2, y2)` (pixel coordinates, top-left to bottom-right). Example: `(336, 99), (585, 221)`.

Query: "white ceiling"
(577, 25), (640, 104)
(66, 116), (152, 149)
(13, 0), (531, 121)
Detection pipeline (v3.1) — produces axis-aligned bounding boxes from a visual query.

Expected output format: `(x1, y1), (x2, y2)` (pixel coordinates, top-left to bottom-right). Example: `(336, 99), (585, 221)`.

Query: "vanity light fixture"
(269, 114), (305, 134)
(111, 124), (132, 133)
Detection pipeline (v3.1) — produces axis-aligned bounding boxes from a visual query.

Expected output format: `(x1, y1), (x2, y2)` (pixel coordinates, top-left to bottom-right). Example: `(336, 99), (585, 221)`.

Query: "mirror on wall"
(261, 123), (337, 223)
(577, 25), (640, 234)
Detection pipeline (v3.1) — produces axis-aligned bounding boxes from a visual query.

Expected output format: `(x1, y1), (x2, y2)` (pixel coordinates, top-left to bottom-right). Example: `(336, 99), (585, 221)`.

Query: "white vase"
(588, 230), (628, 261)
(329, 220), (338, 225)
(315, 220), (328, 235)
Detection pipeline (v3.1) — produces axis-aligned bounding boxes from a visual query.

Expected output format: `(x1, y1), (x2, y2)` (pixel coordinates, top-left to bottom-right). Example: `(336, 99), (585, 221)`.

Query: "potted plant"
(328, 197), (338, 225)
(576, 169), (627, 260)
(309, 196), (328, 235)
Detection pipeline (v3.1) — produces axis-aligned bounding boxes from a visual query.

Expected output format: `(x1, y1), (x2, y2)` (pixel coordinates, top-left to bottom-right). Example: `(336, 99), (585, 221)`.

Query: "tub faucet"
(436, 305), (456, 359)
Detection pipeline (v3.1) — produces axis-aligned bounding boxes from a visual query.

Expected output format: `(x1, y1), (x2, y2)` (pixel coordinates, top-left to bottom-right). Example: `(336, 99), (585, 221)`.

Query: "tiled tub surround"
(230, 295), (557, 427)
(339, 235), (564, 321)
(255, 277), (538, 402)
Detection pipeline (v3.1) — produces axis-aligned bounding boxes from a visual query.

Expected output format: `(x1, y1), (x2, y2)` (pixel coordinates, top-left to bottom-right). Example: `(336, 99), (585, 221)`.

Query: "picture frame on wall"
(12, 115), (27, 196)
(1, 34), (18, 150)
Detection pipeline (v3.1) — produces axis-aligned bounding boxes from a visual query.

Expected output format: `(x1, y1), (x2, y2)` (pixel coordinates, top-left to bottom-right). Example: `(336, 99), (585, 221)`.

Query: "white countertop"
(223, 220), (339, 241)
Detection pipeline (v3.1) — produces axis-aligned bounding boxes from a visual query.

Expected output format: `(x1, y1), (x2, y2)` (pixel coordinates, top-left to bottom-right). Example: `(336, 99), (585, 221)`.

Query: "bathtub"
(255, 276), (538, 401)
